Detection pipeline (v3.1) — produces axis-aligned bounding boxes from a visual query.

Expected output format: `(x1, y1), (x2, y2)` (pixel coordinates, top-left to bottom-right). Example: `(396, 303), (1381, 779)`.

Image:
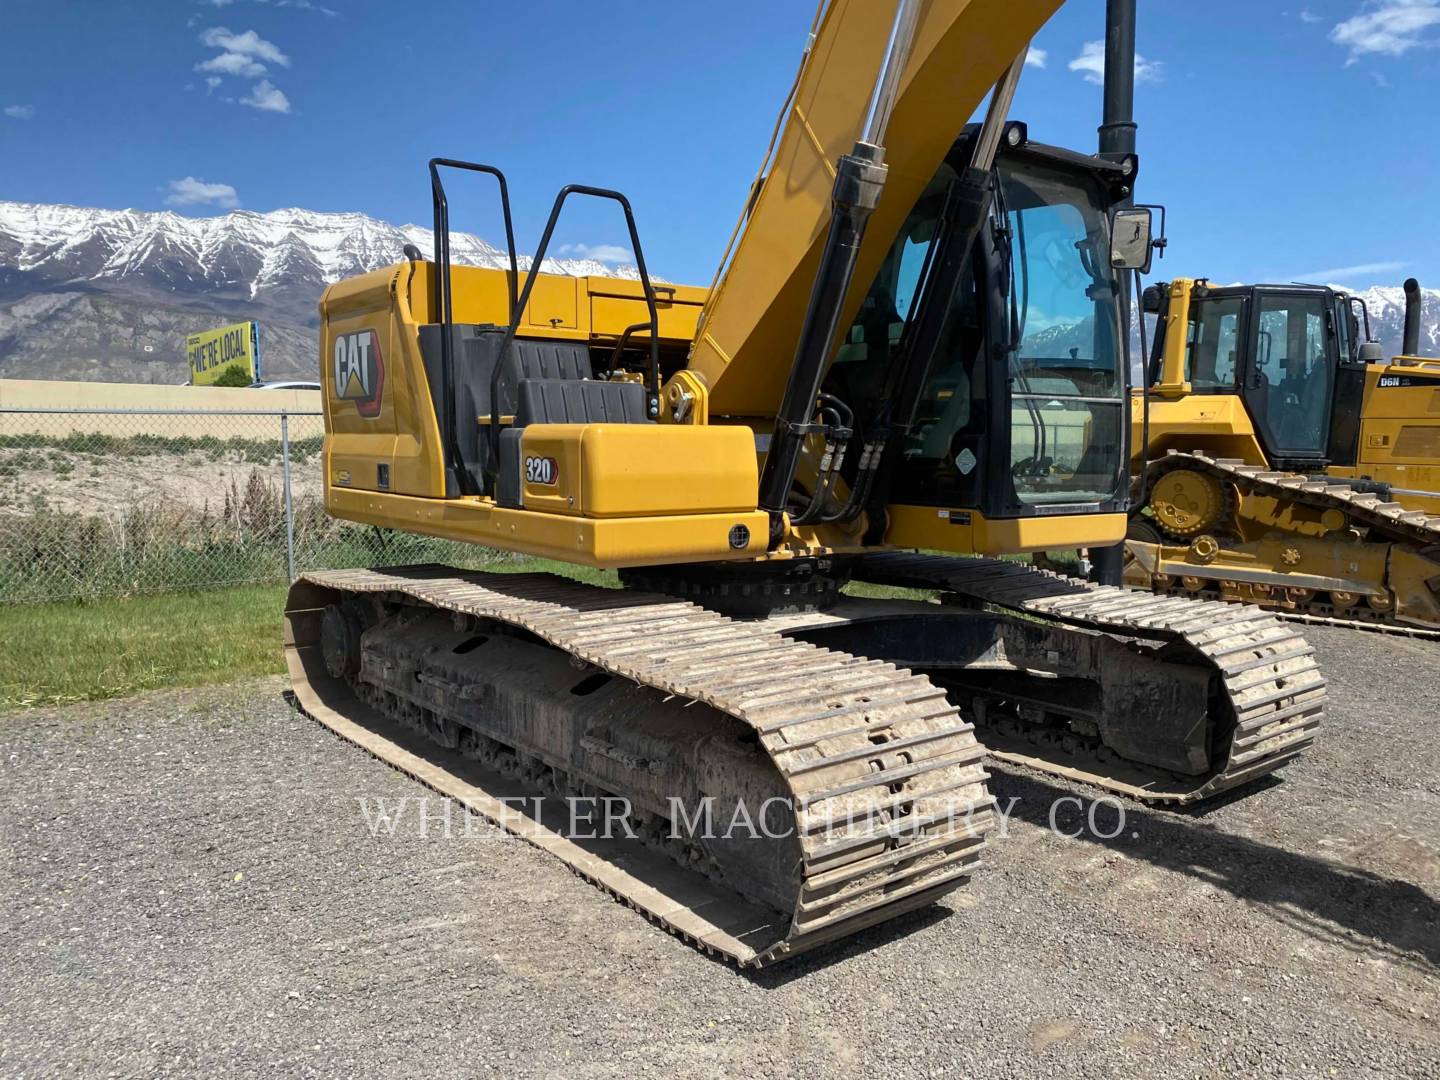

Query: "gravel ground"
(1, 625), (1437, 1078)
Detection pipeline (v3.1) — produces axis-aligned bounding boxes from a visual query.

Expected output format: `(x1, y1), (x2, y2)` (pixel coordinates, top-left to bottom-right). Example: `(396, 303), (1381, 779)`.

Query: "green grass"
(0, 585), (289, 711)
(841, 580), (937, 602)
(0, 556), (627, 712)
(0, 546), (1091, 712)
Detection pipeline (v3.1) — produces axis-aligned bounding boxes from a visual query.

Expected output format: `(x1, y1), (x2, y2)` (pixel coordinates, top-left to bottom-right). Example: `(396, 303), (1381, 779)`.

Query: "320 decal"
(525, 456), (559, 485)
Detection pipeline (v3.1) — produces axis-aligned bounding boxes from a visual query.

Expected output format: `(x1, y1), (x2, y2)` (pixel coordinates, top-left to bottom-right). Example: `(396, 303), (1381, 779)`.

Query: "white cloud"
(239, 79), (292, 113)
(274, 0), (339, 15)
(196, 51), (268, 77)
(198, 26), (290, 67)
(1068, 40), (1163, 85)
(1025, 46), (1048, 69)
(1299, 8), (1325, 22)
(1297, 259), (1409, 281)
(4, 104), (35, 120)
(194, 26), (293, 110)
(1331, 0), (1440, 62)
(164, 177), (240, 208)
(558, 243), (631, 264)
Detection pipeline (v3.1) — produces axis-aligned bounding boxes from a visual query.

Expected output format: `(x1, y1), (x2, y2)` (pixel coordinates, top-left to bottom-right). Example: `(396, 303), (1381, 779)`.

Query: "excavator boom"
(692, 0), (1061, 418)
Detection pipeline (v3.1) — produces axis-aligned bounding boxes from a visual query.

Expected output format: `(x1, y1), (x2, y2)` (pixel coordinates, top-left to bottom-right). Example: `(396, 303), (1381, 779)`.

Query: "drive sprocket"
(1147, 466), (1234, 541)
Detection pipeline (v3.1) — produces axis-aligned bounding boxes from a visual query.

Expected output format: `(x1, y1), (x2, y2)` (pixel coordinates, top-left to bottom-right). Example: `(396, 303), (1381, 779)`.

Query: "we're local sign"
(188, 321), (261, 385)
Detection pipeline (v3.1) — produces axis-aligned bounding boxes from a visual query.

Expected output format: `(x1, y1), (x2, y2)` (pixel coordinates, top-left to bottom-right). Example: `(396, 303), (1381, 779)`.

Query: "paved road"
(1, 626), (1437, 1078)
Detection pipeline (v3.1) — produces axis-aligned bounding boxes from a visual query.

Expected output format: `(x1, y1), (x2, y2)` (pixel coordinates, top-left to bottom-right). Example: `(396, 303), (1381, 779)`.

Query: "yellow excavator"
(1126, 275), (1440, 632)
(285, 0), (1324, 966)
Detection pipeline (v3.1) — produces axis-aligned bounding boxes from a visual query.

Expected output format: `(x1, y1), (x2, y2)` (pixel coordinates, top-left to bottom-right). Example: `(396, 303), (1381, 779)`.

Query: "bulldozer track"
(1264, 610), (1440, 640)
(1139, 449), (1440, 634)
(285, 567), (993, 968)
(853, 551), (1326, 804)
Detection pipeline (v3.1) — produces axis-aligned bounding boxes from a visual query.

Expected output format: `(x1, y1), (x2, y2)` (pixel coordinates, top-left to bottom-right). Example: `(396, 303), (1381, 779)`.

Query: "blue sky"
(2, 1), (1438, 291)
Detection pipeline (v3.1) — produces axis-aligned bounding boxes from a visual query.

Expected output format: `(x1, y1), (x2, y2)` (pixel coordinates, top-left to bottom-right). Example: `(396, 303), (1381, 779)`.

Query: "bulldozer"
(284, 0), (1325, 967)
(1125, 275), (1440, 632)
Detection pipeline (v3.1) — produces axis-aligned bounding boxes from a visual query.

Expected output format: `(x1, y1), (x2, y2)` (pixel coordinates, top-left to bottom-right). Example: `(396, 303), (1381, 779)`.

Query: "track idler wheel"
(320, 603), (364, 680)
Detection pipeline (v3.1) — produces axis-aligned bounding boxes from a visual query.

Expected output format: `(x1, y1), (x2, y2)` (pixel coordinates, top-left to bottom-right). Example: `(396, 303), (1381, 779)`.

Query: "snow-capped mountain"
(2, 195), (1438, 387)
(1346, 284), (1440, 359)
(0, 200), (639, 298)
(0, 200), (646, 383)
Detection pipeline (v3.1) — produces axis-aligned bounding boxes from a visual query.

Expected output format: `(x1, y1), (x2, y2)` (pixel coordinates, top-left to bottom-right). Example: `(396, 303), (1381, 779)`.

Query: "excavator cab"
(822, 132), (1134, 551)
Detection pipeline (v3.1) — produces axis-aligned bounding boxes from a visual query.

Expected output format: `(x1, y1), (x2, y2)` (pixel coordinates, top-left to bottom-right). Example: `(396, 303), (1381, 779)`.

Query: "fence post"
(281, 412), (296, 582)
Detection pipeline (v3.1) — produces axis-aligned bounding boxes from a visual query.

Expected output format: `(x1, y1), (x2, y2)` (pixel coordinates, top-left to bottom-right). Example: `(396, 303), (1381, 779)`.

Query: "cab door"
(1242, 290), (1338, 467)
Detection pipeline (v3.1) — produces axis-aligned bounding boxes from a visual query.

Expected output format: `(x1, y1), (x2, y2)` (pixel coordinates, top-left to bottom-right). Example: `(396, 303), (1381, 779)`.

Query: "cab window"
(1253, 294), (1331, 453)
(1183, 296), (1243, 390)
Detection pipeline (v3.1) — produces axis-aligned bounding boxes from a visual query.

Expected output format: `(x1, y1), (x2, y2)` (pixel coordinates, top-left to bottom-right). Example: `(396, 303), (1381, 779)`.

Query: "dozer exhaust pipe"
(1403, 277), (1423, 356)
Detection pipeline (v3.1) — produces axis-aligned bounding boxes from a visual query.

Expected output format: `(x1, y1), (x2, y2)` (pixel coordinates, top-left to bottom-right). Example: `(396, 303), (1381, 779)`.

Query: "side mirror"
(1110, 207), (1154, 274)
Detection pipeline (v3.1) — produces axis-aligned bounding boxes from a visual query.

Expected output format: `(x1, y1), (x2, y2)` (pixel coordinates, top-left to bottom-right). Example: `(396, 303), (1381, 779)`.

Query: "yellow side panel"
(1131, 392), (1266, 467)
(325, 487), (766, 570)
(520, 424), (759, 519)
(322, 269), (401, 495)
(514, 428), (586, 516)
(523, 275), (578, 330)
(402, 262), (703, 347)
(1348, 366), (1440, 503)
(884, 504), (1127, 555)
(408, 261), (513, 327)
(690, 0), (1063, 416)
(320, 266), (447, 498)
(587, 279), (708, 341)
(591, 296), (703, 343)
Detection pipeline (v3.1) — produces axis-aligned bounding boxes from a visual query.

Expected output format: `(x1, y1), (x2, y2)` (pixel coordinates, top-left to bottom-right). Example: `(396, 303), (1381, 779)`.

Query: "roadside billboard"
(188, 321), (261, 386)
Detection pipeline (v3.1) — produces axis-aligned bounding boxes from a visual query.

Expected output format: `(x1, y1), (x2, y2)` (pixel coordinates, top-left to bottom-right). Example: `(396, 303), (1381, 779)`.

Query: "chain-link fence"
(0, 406), (512, 605)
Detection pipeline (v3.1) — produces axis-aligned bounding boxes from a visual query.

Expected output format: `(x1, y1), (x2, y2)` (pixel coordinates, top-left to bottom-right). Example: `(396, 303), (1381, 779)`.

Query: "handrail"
(487, 184), (660, 476)
(606, 322), (653, 380)
(427, 159), (519, 496)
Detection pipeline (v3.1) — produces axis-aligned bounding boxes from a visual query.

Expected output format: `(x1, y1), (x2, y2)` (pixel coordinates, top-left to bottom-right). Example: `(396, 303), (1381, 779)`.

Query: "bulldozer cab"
(1152, 283), (1364, 470)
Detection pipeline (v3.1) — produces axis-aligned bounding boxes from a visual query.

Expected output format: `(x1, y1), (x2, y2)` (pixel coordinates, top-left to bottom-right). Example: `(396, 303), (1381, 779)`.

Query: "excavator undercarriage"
(286, 550), (1324, 966)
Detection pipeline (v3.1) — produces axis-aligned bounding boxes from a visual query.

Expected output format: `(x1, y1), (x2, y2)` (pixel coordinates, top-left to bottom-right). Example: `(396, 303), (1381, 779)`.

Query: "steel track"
(1136, 449), (1440, 635)
(852, 551), (1326, 804)
(286, 567), (993, 968)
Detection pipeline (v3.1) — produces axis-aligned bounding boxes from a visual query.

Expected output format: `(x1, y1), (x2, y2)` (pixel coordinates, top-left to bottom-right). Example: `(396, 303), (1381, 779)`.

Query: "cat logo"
(333, 330), (384, 417)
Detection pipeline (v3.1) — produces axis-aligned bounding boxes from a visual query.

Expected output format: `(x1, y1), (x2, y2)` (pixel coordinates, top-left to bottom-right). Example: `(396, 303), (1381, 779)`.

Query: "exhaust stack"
(1099, 0), (1137, 158)
(1403, 277), (1423, 356)
(1090, 0), (1138, 590)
